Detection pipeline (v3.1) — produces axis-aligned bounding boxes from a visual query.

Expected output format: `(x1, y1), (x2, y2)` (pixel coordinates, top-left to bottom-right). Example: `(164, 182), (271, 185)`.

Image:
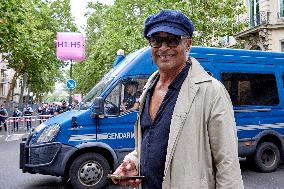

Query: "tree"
(72, 0), (246, 95)
(0, 0), (77, 106)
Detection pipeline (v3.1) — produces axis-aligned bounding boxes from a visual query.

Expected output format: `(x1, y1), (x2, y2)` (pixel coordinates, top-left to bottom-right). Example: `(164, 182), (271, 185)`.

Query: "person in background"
(72, 100), (79, 110)
(121, 81), (140, 112)
(47, 104), (54, 115)
(0, 104), (8, 132)
(23, 104), (33, 131)
(113, 49), (125, 67)
(112, 9), (243, 189)
(40, 104), (51, 122)
(37, 104), (43, 123)
(53, 104), (62, 115)
(61, 100), (68, 113)
(12, 106), (22, 132)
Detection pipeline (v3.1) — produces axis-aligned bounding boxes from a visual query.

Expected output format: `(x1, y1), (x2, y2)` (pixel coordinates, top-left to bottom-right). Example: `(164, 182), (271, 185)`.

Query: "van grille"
(27, 143), (61, 166)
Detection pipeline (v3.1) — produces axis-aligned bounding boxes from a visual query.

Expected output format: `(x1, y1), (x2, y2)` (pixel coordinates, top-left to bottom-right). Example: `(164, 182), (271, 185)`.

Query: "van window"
(105, 78), (148, 116)
(80, 77), (113, 110)
(221, 73), (279, 106)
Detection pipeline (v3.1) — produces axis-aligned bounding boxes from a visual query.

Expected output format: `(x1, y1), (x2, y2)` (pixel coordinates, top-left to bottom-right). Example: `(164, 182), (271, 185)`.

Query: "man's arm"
(208, 83), (244, 189)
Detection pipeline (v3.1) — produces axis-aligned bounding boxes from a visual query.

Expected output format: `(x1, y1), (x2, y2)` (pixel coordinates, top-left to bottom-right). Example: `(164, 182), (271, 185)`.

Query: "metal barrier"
(3, 115), (53, 135)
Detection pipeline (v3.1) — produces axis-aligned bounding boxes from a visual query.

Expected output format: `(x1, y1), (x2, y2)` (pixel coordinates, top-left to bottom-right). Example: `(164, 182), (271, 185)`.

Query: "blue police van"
(20, 46), (284, 189)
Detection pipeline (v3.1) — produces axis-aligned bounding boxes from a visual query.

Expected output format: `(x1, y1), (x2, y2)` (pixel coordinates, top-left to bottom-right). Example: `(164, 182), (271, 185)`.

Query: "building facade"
(0, 53), (21, 104)
(234, 0), (284, 52)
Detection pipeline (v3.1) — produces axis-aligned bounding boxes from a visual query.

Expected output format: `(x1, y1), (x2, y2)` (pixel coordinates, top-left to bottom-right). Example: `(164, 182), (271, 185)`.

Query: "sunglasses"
(147, 35), (189, 48)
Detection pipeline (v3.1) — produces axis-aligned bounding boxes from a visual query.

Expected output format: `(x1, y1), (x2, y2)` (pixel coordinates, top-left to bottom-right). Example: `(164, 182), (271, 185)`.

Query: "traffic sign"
(66, 79), (76, 89)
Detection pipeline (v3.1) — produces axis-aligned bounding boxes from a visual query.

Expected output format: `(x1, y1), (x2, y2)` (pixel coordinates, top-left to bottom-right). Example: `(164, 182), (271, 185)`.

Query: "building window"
(221, 73), (279, 106)
(280, 0), (284, 17)
(281, 41), (284, 52)
(250, 0), (260, 26)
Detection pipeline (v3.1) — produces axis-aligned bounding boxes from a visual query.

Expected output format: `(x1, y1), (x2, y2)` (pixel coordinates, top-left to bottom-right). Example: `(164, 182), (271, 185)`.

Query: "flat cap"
(144, 9), (194, 38)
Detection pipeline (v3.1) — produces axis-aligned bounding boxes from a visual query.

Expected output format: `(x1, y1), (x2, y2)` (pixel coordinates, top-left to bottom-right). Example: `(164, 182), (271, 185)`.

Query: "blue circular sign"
(66, 79), (76, 89)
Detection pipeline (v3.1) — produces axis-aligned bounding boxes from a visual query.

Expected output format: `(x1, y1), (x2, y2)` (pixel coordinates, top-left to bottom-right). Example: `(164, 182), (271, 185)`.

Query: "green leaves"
(73, 0), (245, 95)
(0, 0), (77, 101)
(1, 0), (246, 100)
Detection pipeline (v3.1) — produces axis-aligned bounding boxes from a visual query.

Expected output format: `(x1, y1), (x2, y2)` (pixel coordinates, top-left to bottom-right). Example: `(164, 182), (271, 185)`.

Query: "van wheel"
(253, 142), (280, 173)
(69, 153), (110, 189)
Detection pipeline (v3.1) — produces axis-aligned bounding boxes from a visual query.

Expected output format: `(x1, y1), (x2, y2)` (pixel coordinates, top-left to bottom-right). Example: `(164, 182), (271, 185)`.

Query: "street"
(1, 132), (284, 189)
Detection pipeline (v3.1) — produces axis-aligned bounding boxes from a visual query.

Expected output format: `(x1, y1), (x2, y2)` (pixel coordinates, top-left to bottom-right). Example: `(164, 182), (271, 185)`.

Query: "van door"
(220, 72), (284, 139)
(97, 77), (148, 150)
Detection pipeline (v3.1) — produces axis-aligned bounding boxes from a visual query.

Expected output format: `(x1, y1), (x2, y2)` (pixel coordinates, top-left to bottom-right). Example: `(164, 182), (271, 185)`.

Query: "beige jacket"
(126, 58), (244, 189)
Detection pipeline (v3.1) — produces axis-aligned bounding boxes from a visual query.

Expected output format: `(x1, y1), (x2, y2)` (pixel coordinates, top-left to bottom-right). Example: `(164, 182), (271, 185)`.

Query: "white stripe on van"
(69, 134), (108, 142)
(237, 123), (284, 131)
(68, 132), (134, 142)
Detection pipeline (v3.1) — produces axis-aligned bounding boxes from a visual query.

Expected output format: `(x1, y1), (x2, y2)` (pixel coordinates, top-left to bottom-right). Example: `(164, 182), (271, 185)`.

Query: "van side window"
(104, 78), (148, 116)
(120, 78), (148, 112)
(105, 83), (121, 115)
(221, 73), (279, 106)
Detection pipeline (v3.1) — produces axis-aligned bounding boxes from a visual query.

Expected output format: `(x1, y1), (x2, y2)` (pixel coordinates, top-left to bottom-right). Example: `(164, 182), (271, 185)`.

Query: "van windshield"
(79, 77), (113, 110)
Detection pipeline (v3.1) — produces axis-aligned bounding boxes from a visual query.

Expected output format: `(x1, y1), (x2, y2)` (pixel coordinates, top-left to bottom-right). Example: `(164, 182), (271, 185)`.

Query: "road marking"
(5, 134), (25, 141)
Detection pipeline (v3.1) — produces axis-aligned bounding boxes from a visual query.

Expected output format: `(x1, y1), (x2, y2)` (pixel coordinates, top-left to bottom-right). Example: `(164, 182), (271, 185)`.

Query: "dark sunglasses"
(147, 35), (189, 48)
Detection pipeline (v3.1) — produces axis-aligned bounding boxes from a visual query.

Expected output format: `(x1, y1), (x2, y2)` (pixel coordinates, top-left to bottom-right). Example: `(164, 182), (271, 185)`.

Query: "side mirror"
(92, 97), (104, 118)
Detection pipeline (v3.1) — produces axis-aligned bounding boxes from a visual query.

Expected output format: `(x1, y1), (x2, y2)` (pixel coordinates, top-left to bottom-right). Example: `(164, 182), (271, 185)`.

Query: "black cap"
(144, 9), (194, 38)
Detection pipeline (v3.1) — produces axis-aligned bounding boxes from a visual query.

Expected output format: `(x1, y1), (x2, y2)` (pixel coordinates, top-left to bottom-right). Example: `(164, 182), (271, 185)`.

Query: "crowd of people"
(0, 100), (79, 132)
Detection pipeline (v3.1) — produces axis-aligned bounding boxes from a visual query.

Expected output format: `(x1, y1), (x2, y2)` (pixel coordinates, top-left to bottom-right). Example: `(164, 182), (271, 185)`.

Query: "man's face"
(149, 32), (192, 72)
(127, 85), (137, 94)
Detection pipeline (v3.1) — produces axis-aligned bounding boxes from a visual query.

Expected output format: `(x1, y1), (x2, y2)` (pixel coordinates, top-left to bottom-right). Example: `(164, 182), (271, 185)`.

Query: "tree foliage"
(0, 0), (77, 104)
(72, 0), (246, 95)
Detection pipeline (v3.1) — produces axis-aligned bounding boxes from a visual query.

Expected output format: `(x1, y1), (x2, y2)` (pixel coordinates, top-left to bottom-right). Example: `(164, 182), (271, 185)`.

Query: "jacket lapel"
(163, 58), (212, 177)
(163, 78), (199, 177)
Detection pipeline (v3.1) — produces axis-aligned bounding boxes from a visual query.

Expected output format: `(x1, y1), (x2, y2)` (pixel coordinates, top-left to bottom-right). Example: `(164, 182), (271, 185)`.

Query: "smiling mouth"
(158, 54), (175, 59)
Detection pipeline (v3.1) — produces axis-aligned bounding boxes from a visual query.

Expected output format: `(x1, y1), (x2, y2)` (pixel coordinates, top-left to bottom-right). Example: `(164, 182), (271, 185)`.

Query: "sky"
(70, 0), (114, 32)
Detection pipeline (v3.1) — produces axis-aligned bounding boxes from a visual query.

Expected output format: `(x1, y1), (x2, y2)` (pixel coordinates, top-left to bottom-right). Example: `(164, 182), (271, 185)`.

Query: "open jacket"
(126, 58), (244, 189)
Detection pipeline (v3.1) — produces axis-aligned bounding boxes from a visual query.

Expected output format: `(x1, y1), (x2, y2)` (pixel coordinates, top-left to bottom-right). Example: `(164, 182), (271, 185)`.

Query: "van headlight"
(36, 124), (60, 143)
(35, 123), (46, 133)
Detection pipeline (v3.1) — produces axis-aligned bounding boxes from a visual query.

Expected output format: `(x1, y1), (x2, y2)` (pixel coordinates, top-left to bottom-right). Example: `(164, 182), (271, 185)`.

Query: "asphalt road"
(1, 132), (284, 189)
(0, 131), (126, 189)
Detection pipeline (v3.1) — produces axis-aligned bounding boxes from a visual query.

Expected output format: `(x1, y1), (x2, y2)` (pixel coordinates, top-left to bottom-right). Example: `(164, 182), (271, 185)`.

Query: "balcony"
(234, 11), (272, 41)
(249, 11), (271, 27)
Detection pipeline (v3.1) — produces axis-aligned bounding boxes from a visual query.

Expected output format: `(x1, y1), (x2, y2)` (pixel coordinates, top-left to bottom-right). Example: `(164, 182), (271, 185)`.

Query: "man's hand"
(111, 159), (142, 187)
(120, 102), (127, 112)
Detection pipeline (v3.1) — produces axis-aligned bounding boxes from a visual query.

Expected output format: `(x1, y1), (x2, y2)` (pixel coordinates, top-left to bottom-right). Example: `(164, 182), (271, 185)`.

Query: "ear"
(185, 38), (192, 52)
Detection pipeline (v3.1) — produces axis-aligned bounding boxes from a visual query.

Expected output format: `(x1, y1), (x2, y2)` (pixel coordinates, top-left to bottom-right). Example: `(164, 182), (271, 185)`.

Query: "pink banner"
(56, 32), (85, 61)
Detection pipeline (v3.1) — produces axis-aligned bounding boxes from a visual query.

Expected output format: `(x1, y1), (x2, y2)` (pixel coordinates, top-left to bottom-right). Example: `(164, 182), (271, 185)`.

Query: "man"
(23, 104), (33, 131)
(0, 104), (8, 132)
(12, 106), (22, 132)
(121, 81), (139, 112)
(113, 9), (243, 189)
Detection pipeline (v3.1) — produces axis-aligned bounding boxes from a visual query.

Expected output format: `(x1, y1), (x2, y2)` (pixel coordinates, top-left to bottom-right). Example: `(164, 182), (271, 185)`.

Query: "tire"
(69, 153), (110, 189)
(253, 142), (280, 173)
